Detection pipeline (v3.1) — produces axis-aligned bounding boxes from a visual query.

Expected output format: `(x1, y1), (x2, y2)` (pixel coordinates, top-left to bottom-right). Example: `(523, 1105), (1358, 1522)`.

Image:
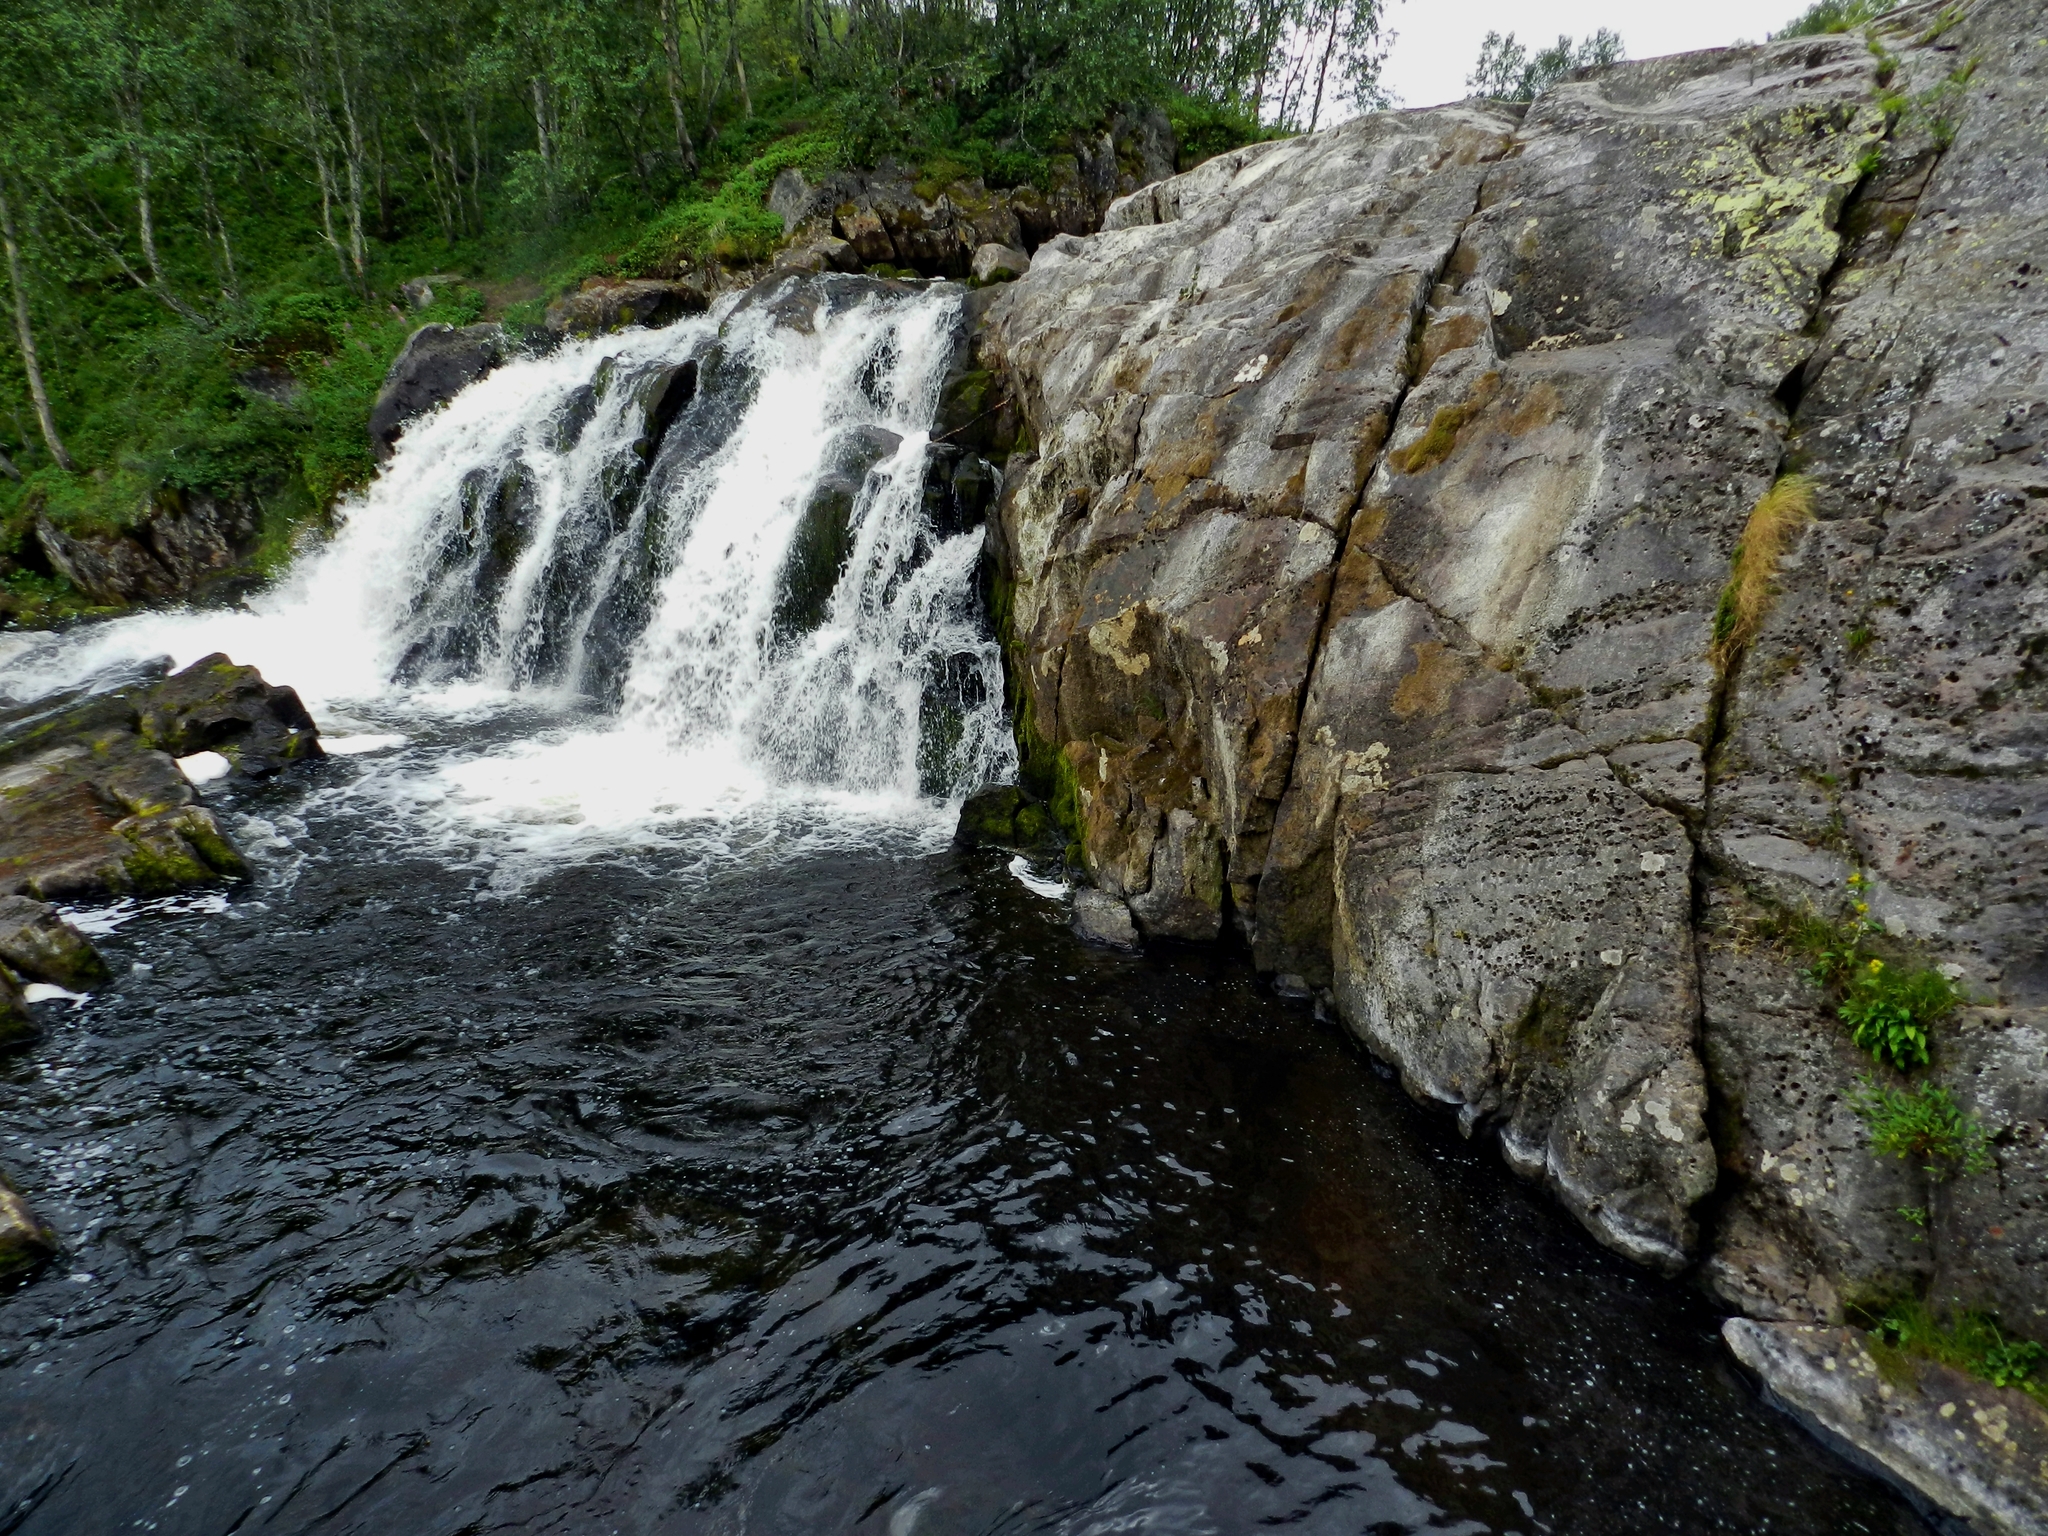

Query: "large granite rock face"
(984, 0), (2045, 1334)
(984, 104), (1521, 946)
(1698, 0), (2048, 1331)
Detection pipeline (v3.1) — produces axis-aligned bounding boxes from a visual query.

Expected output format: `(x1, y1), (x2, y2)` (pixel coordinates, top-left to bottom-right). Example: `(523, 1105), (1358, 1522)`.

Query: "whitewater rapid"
(1, 279), (1014, 880)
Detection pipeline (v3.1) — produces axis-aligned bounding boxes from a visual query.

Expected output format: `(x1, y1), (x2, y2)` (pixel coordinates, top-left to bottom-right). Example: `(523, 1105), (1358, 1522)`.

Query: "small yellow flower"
(1868, 958), (1885, 974)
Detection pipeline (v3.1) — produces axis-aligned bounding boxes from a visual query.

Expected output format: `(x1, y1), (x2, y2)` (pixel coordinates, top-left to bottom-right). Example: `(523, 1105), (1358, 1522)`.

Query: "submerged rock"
(0, 1169), (56, 1280)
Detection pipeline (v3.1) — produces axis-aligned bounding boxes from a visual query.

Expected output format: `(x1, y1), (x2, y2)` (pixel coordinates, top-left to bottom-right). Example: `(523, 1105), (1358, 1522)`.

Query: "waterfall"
(3, 276), (1015, 869)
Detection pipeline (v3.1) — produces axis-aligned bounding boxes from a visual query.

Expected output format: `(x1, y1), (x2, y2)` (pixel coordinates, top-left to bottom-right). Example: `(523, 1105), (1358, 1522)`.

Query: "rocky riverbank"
(964, 1), (2047, 1524)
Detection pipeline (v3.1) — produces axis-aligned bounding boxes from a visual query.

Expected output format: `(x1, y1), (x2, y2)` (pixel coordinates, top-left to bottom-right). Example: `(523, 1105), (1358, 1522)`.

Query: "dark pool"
(0, 748), (1924, 1534)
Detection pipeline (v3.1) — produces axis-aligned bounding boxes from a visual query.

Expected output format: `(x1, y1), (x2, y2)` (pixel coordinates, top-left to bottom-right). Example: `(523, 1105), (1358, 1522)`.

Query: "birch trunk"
(0, 177), (77, 472)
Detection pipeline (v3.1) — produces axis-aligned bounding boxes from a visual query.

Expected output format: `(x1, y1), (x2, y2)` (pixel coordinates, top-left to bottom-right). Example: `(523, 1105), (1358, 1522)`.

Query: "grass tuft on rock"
(1713, 473), (1815, 667)
(1860, 1299), (2047, 1402)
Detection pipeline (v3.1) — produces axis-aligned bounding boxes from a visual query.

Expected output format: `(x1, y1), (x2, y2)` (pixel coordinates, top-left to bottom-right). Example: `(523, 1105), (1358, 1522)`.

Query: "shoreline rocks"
(973, 0), (2046, 1518)
(1725, 1320), (2048, 1536)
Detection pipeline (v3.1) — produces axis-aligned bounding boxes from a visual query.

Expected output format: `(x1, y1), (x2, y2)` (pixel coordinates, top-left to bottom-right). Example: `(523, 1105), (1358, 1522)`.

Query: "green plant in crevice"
(1896, 1204), (1929, 1240)
(1776, 870), (1962, 1071)
(1841, 957), (1959, 1069)
(1850, 1075), (1992, 1179)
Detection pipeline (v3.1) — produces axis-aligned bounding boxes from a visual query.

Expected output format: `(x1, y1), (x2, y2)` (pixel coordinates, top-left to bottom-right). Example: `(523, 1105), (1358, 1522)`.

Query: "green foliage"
(1764, 870), (1963, 1072)
(0, 0), (1344, 615)
(1468, 29), (1624, 102)
(1772, 0), (1897, 38)
(1849, 1075), (1992, 1179)
(1864, 1300), (2046, 1400)
(1840, 959), (1957, 1070)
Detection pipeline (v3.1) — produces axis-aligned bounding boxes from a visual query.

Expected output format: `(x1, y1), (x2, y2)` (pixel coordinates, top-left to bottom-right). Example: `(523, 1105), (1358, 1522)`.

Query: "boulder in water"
(136, 653), (322, 777)
(954, 785), (1058, 852)
(0, 895), (109, 992)
(0, 1168), (56, 1279)
(0, 654), (319, 903)
(370, 322), (508, 461)
(773, 425), (902, 641)
(1071, 888), (1139, 951)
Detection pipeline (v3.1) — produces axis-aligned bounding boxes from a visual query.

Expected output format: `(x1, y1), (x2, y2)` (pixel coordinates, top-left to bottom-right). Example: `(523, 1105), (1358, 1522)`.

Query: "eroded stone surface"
(985, 102), (1521, 952)
(983, 2), (2043, 1320)
(1725, 1318), (2048, 1536)
(1699, 0), (2048, 1328)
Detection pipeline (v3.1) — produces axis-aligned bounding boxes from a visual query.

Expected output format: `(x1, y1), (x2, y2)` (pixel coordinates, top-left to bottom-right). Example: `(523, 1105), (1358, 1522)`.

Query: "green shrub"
(1849, 1075), (1992, 1179)
(1768, 872), (1963, 1071)
(1840, 959), (1957, 1070)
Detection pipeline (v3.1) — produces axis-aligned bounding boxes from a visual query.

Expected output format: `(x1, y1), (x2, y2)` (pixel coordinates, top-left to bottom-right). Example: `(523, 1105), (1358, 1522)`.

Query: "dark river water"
(1, 735), (1924, 1535)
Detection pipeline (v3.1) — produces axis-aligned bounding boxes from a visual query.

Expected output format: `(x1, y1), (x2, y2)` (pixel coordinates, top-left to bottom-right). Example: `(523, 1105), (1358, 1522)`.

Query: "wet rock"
(1724, 1319), (2048, 1536)
(0, 895), (109, 991)
(136, 652), (322, 776)
(370, 322), (508, 461)
(0, 654), (319, 902)
(1071, 887), (1139, 950)
(773, 425), (902, 641)
(954, 784), (1057, 852)
(34, 487), (263, 607)
(0, 1169), (56, 1279)
(971, 243), (1030, 284)
(921, 444), (997, 538)
(544, 277), (710, 339)
(0, 967), (32, 1047)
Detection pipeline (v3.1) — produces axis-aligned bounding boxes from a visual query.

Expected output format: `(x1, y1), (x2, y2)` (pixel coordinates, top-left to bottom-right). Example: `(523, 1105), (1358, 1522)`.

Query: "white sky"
(1375, 0), (1806, 108)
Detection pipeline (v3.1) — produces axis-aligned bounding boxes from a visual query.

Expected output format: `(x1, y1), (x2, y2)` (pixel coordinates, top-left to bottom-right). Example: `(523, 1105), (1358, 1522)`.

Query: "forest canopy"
(0, 0), (1388, 587)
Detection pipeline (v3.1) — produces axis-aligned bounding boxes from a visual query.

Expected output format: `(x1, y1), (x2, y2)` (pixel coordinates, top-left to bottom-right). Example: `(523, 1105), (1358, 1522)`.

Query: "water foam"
(5, 279), (1013, 879)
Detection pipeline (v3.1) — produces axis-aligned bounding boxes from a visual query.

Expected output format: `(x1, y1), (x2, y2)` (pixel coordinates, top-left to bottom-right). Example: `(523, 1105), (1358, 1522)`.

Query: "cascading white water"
(2, 278), (1015, 875)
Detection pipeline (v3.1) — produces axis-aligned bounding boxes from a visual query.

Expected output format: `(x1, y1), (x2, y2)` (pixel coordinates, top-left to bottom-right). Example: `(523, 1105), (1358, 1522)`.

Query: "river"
(0, 278), (1923, 1533)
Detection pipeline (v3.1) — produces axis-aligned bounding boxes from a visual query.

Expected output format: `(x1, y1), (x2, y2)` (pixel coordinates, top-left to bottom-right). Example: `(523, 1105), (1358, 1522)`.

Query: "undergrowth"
(1849, 1076), (1992, 1180)
(1860, 1300), (2048, 1402)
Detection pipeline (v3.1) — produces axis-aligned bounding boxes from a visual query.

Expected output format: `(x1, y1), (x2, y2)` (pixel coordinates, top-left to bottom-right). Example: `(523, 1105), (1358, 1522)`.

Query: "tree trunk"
(0, 445), (19, 481)
(659, 0), (699, 169)
(197, 148), (239, 303)
(1308, 5), (1340, 133)
(325, 9), (370, 289)
(0, 177), (77, 472)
